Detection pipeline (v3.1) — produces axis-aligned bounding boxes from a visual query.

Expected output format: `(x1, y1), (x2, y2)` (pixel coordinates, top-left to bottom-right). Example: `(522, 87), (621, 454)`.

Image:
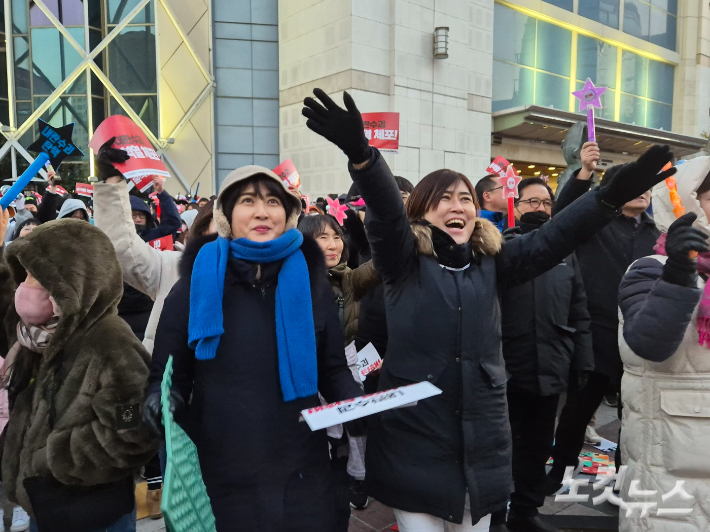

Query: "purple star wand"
(572, 78), (607, 143)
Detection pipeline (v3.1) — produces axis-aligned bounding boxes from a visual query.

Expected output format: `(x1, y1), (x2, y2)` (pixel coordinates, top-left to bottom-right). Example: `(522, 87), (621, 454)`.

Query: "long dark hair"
(407, 169), (479, 222)
(298, 214), (349, 264)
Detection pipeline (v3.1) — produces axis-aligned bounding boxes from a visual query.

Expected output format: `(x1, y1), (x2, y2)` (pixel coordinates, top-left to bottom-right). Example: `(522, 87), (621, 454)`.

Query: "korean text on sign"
(361, 112), (400, 153)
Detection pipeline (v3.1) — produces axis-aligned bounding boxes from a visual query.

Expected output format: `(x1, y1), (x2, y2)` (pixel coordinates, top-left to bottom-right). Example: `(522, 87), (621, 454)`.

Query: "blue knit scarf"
(188, 228), (318, 401)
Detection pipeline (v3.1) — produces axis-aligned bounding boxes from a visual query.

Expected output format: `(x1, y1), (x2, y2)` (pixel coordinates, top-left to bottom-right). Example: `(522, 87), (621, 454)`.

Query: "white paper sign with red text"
(300, 381), (442, 431)
(356, 342), (383, 382)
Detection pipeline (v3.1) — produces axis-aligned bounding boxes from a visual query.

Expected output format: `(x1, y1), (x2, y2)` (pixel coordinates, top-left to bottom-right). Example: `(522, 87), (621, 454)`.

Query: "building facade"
(278, 0), (709, 196)
(0, 1), (707, 198)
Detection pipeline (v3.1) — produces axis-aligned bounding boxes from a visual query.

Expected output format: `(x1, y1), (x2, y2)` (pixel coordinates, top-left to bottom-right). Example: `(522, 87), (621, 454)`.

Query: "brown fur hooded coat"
(0, 219), (158, 513)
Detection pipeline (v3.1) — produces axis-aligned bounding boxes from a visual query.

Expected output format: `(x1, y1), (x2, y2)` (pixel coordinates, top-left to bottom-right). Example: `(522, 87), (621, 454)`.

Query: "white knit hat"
(213, 165), (302, 239)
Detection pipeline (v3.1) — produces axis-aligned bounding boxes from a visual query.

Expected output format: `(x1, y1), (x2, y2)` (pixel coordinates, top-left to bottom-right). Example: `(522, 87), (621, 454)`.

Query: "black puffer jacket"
(355, 149), (616, 525)
(553, 176), (659, 379)
(501, 222), (594, 396)
(148, 234), (363, 532)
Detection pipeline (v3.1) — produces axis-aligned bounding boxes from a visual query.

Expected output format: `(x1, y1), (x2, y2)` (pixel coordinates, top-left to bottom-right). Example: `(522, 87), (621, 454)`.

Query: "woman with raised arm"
(302, 89), (676, 532)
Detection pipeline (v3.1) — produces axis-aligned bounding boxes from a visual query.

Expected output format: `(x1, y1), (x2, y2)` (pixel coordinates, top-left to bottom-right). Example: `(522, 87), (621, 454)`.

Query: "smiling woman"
(407, 169), (480, 245)
(301, 87), (675, 531)
(147, 164), (364, 532)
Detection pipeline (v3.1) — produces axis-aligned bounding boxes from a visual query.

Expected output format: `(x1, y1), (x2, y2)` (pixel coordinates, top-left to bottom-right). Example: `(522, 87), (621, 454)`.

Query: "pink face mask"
(15, 282), (56, 326)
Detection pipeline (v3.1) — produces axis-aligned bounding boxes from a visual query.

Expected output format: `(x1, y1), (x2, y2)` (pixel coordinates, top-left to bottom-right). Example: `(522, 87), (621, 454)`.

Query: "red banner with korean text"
(75, 183), (93, 197)
(89, 115), (170, 193)
(148, 235), (174, 251)
(486, 156), (511, 178)
(273, 159), (300, 189)
(362, 113), (400, 152)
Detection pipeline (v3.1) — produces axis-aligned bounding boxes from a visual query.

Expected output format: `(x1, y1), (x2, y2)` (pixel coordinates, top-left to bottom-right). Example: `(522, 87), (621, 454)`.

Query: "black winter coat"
(353, 150), (616, 525)
(553, 177), (659, 378)
(148, 234), (363, 532)
(501, 224), (594, 396)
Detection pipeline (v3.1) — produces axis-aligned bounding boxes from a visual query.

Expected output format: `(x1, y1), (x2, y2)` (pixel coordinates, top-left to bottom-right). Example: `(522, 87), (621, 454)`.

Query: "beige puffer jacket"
(618, 156), (710, 531)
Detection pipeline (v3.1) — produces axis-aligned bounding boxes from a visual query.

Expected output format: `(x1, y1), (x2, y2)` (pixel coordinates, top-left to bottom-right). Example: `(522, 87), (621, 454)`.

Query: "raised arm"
(497, 144), (677, 289)
(552, 142), (598, 215)
(94, 180), (179, 300)
(302, 89), (416, 283)
(620, 213), (708, 362)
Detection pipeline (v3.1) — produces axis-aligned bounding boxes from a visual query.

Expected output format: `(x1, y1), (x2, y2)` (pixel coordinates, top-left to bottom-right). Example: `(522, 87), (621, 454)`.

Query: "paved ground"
(137, 402), (621, 532)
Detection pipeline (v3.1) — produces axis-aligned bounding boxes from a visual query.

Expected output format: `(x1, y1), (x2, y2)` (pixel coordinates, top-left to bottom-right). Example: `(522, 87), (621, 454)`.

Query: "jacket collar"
(411, 217), (502, 260)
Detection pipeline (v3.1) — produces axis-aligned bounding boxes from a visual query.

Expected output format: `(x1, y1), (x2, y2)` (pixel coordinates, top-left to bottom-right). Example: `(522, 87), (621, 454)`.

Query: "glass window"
(109, 95), (158, 135)
(651, 0), (676, 15)
(647, 60), (674, 103)
(107, 0), (154, 25)
(12, 0), (28, 34)
(30, 0), (84, 27)
(88, 0), (102, 29)
(624, 0), (676, 51)
(535, 72), (569, 110)
(544, 0), (572, 9)
(536, 20), (571, 76)
(620, 51), (647, 97)
(13, 36), (31, 101)
(579, 0), (620, 29)
(619, 93), (646, 125)
(493, 4), (535, 69)
(29, 28), (84, 95)
(624, 0), (650, 40)
(646, 100), (672, 129)
(36, 95), (90, 152)
(107, 26), (157, 93)
(576, 35), (617, 89)
(649, 6), (676, 50)
(492, 61), (534, 112)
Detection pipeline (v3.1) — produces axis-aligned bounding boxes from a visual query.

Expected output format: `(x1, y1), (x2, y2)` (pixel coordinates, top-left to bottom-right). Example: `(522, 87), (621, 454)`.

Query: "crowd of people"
(0, 88), (704, 532)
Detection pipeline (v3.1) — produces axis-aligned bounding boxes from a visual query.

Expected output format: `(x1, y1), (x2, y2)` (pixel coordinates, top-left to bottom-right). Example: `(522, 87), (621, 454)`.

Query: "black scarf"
(518, 211), (550, 235)
(421, 222), (473, 269)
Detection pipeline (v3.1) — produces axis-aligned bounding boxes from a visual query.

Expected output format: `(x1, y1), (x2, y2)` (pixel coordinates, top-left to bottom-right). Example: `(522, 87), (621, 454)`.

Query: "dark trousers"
(549, 371), (612, 481)
(507, 389), (560, 516)
(329, 437), (351, 532)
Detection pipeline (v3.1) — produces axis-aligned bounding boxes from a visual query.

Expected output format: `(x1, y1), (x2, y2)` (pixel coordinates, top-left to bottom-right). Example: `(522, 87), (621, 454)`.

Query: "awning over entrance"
(492, 105), (707, 159)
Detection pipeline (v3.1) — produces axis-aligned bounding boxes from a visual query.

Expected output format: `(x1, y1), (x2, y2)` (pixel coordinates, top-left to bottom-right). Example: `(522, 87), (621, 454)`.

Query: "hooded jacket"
(353, 149), (616, 525)
(617, 156), (710, 532)
(94, 181), (182, 354)
(148, 165), (361, 531)
(0, 219), (158, 514)
(56, 198), (88, 221)
(129, 191), (181, 243)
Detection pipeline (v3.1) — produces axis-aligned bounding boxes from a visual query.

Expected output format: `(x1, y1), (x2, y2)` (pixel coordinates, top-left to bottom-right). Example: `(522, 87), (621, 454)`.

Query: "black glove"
(596, 145), (676, 209)
(502, 226), (521, 241)
(302, 89), (372, 164)
(661, 212), (709, 287)
(95, 137), (130, 181)
(142, 388), (185, 437)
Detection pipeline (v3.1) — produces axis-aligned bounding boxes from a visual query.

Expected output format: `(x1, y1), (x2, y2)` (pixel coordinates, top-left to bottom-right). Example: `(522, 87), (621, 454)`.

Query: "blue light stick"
(0, 152), (49, 210)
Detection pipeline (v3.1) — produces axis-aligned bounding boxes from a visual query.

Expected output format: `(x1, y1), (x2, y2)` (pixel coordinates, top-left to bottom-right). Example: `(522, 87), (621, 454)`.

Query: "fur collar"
(178, 232), (327, 297)
(411, 218), (502, 258)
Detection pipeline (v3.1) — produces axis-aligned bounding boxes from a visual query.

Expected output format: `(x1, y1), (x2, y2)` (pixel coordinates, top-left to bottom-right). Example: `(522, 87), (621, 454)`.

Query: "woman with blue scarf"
(144, 166), (363, 531)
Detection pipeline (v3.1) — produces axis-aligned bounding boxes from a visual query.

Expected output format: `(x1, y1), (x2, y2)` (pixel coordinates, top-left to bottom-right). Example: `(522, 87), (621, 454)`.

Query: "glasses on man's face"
(518, 198), (554, 209)
(487, 186), (504, 194)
